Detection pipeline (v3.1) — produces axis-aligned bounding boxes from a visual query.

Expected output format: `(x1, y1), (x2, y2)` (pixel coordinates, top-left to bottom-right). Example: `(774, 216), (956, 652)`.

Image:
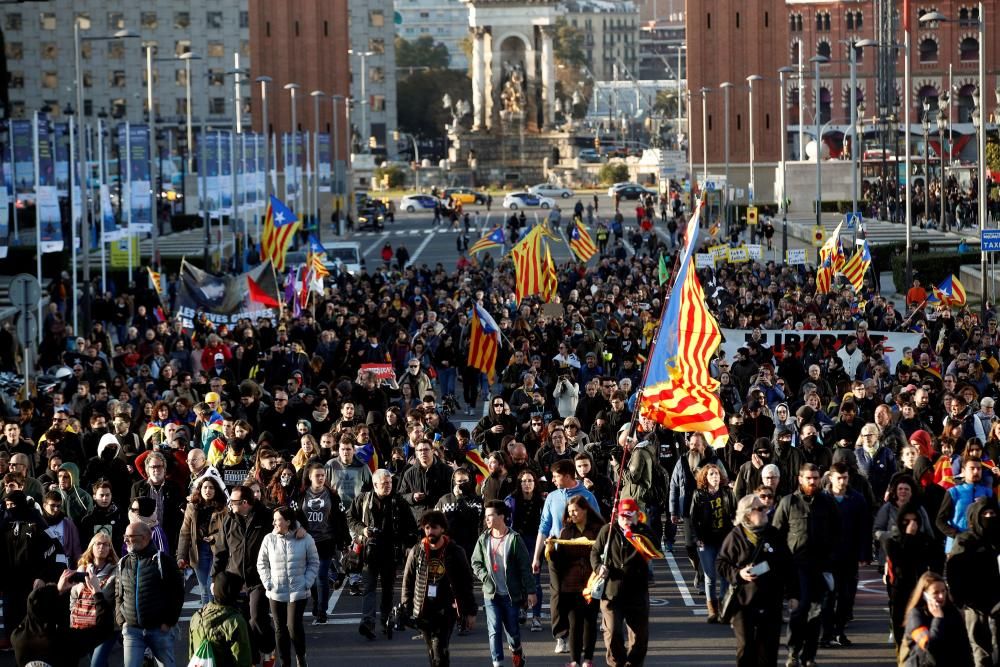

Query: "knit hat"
(616, 498), (640, 515)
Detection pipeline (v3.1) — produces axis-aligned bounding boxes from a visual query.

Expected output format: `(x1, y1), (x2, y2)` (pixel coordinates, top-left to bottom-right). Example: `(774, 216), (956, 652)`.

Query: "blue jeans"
(484, 595), (523, 665)
(313, 557), (332, 616)
(122, 625), (176, 667)
(437, 367), (457, 398)
(90, 634), (119, 667)
(697, 542), (728, 601)
(195, 542), (214, 605)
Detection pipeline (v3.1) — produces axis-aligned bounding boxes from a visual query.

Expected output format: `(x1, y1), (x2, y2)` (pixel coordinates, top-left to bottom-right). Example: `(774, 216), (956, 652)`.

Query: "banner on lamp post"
(128, 124), (152, 233)
(318, 134), (331, 192)
(35, 115), (63, 254)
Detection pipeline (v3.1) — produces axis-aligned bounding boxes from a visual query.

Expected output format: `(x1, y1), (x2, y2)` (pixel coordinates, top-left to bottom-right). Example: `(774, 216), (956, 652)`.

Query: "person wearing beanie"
(718, 493), (798, 667)
(188, 572), (252, 667)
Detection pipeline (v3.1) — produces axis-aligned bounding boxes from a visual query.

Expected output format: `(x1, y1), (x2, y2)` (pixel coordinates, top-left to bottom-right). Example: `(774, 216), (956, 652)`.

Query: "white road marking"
(664, 550), (696, 607)
(362, 232), (390, 257)
(406, 230), (437, 266)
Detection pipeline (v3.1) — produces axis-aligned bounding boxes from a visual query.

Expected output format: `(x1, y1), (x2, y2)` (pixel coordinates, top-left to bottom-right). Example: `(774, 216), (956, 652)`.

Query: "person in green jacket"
(188, 571), (252, 667)
(471, 500), (537, 667)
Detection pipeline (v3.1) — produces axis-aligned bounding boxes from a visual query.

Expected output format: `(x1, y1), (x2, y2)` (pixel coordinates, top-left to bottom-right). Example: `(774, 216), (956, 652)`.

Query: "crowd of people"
(1, 192), (999, 667)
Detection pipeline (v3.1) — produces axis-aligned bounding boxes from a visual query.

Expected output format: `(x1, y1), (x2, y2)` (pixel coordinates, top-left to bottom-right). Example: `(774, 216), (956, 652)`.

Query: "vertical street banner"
(35, 114), (63, 253)
(100, 184), (121, 242)
(203, 130), (220, 216)
(0, 138), (8, 259)
(12, 119), (34, 204)
(256, 134), (266, 205)
(318, 134), (331, 192)
(220, 131), (232, 215)
(241, 133), (254, 207)
(283, 133), (296, 202)
(54, 122), (70, 196)
(128, 124), (152, 233)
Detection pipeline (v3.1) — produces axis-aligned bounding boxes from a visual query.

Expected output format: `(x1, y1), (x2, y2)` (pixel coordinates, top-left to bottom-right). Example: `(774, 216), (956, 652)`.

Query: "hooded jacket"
(12, 583), (114, 667)
(57, 462), (94, 523)
(188, 598), (252, 667)
(946, 496), (1000, 614)
(471, 396), (518, 453)
(82, 434), (133, 508)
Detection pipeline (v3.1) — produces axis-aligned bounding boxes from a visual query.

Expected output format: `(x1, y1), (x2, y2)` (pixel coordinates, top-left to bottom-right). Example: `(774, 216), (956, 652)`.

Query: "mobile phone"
(67, 571), (88, 584)
(748, 561), (770, 577)
(923, 591), (935, 605)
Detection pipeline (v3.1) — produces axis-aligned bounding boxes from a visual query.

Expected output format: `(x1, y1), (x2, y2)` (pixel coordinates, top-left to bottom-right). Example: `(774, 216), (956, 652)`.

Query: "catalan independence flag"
(818, 221), (846, 273)
(147, 267), (163, 298)
(841, 241), (871, 292)
(510, 226), (544, 303)
(469, 226), (505, 255)
(816, 258), (833, 295)
(308, 234), (330, 278)
(541, 241), (558, 303)
(568, 220), (597, 262)
(928, 274), (967, 308)
(355, 442), (380, 473)
(464, 446), (490, 486)
(467, 303), (500, 383)
(639, 198), (728, 448)
(260, 195), (299, 272)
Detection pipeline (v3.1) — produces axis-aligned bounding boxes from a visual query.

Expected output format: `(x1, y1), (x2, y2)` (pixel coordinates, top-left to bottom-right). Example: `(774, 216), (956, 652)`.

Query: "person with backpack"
(188, 571), (253, 667)
(618, 419), (669, 549)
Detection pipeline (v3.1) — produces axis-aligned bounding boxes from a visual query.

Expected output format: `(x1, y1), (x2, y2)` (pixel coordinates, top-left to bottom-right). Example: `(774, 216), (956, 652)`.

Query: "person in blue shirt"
(530, 459), (600, 656)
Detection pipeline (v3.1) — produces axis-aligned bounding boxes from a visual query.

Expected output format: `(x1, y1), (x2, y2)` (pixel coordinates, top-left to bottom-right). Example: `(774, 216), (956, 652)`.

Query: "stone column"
(540, 26), (555, 130)
(471, 28), (485, 131)
(484, 28), (494, 130)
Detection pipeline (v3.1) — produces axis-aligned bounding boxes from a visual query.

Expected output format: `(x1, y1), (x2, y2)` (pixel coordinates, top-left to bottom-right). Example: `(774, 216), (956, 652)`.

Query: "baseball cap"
(214, 353), (224, 361)
(616, 498), (640, 515)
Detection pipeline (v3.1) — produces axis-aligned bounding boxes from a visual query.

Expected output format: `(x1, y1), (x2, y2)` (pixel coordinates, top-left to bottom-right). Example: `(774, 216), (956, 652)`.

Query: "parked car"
(578, 149), (602, 163)
(529, 183), (574, 199)
(501, 192), (556, 210)
(443, 187), (488, 205)
(607, 182), (641, 197)
(399, 194), (442, 212)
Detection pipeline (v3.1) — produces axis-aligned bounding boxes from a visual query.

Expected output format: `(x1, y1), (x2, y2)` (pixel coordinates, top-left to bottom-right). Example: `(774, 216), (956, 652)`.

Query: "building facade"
(686, 0), (1000, 169)
(2, 0), (248, 127)
(347, 0), (399, 156)
(563, 0), (641, 82)
(395, 0), (470, 70)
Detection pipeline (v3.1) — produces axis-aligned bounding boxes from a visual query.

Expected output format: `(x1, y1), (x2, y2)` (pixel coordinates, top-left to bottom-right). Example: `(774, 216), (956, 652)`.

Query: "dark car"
(614, 185), (656, 201)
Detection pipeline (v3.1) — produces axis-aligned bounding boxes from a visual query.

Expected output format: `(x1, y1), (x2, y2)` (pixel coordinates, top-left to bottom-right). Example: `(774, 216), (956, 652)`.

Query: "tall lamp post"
(74, 22), (137, 331)
(310, 90), (325, 237)
(330, 94), (345, 234)
(720, 81), (733, 234)
(778, 66), (794, 259)
(256, 76), (273, 206)
(181, 53), (203, 174)
(922, 3), (986, 316)
(810, 55), (829, 233)
(937, 101), (948, 230)
(700, 87), (711, 187)
(747, 75), (763, 207)
(922, 99), (931, 228)
(348, 49), (375, 152)
(284, 83), (301, 215)
(182, 52), (211, 269)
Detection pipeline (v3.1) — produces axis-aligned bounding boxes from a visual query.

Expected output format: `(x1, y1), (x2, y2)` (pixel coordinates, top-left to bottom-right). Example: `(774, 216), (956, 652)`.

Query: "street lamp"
(181, 53), (203, 175)
(921, 3), (986, 316)
(74, 22), (137, 332)
(778, 66), (794, 259)
(720, 81), (733, 234)
(746, 75), (763, 208)
(700, 87), (711, 188)
(394, 129), (420, 191)
(311, 90), (325, 237)
(348, 49), (375, 152)
(922, 99), (931, 228)
(810, 55), (829, 234)
(330, 94), (345, 233)
(256, 76), (273, 206)
(284, 83), (301, 215)
(856, 104), (866, 234)
(937, 100), (948, 231)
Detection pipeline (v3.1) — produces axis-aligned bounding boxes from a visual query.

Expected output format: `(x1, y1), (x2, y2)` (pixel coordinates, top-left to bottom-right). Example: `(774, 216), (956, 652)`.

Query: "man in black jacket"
(401, 510), (477, 667)
(398, 439), (452, 522)
(212, 485), (276, 663)
(129, 452), (185, 554)
(590, 498), (655, 667)
(772, 462), (842, 667)
(116, 521), (184, 667)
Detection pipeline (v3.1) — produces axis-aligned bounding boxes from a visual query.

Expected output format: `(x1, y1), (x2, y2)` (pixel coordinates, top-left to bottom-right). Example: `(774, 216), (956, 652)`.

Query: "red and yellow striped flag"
(639, 199), (728, 448)
(569, 220), (597, 262)
(309, 251), (330, 278)
(147, 267), (163, 297)
(260, 195), (299, 272)
(541, 240), (558, 302)
(510, 226), (543, 303)
(467, 304), (500, 383)
(840, 241), (871, 292)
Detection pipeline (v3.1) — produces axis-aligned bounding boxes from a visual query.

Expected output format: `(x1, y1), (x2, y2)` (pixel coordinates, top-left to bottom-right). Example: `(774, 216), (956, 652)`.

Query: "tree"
(987, 140), (1000, 176)
(395, 36), (450, 71)
(598, 163), (629, 185)
(396, 69), (471, 139)
(552, 19), (586, 70)
(654, 90), (680, 118)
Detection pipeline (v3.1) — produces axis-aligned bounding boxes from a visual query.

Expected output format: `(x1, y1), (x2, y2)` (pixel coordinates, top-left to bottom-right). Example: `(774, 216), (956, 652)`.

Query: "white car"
(398, 194), (442, 213)
(529, 183), (574, 199)
(501, 192), (556, 210)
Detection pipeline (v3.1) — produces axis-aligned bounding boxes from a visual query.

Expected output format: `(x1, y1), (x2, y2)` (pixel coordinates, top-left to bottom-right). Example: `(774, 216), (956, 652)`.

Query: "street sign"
(705, 181), (716, 191)
(982, 229), (1000, 252)
(845, 212), (861, 230)
(8, 274), (40, 309)
(747, 206), (758, 226)
(812, 226), (825, 247)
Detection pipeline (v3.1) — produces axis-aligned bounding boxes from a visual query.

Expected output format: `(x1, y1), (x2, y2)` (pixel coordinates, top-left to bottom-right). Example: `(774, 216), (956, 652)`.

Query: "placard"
(727, 246), (749, 263)
(360, 363), (396, 380)
(786, 248), (807, 265)
(747, 244), (762, 260)
(695, 253), (714, 268)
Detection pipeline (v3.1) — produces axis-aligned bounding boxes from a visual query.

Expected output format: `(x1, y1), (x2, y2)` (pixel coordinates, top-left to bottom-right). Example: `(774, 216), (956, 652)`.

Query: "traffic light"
(392, 130), (400, 141)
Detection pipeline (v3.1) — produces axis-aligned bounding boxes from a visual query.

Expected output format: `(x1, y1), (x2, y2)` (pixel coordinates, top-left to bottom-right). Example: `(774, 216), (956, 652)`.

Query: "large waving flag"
(928, 274), (967, 308)
(260, 195), (299, 272)
(355, 442), (380, 473)
(467, 303), (500, 382)
(469, 226), (505, 255)
(841, 240), (872, 292)
(541, 241), (558, 303)
(510, 226), (544, 303)
(147, 267), (163, 298)
(247, 274), (280, 308)
(818, 221), (846, 273)
(816, 258), (833, 295)
(639, 198), (728, 448)
(308, 234), (330, 278)
(569, 221), (597, 262)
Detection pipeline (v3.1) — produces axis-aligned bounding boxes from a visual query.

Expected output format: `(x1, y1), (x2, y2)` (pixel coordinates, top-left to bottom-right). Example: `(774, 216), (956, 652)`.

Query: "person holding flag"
(261, 195), (300, 272)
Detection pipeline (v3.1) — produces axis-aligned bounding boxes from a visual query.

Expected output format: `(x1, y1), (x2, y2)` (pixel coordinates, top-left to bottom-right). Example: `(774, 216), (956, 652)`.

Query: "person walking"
(717, 494), (798, 667)
(902, 572), (973, 667)
(300, 464), (349, 625)
(70, 532), (120, 667)
(257, 506), (319, 667)
(188, 571), (253, 667)
(590, 498), (656, 667)
(115, 521), (185, 667)
(471, 500), (536, 667)
(550, 495), (605, 667)
(177, 476), (228, 605)
(881, 502), (940, 654)
(401, 510), (478, 667)
(689, 463), (737, 622)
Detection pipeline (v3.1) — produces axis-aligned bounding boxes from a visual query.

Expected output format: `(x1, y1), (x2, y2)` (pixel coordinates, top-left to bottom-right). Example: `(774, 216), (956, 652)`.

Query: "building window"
(176, 69), (188, 86)
(112, 99), (126, 119)
(108, 40), (125, 60)
(707, 13), (711, 29)
(817, 41), (831, 58)
(919, 37), (938, 62)
(83, 100), (93, 116)
(76, 13), (91, 31)
(789, 13), (802, 31)
(959, 6), (979, 26)
(40, 43), (57, 60)
(142, 67), (158, 86)
(207, 12), (223, 29)
(210, 98), (226, 115)
(295, 21), (300, 37)
(5, 42), (22, 60)
(141, 12), (158, 30)
(736, 114), (741, 131)
(108, 12), (124, 31)
(83, 72), (93, 88)
(8, 72), (23, 89)
(370, 38), (385, 54)
(239, 11), (249, 29)
(816, 11), (831, 31)
(736, 12), (740, 28)
(175, 40), (192, 57)
(854, 11), (863, 29)
(80, 42), (92, 60)
(370, 10), (385, 27)
(791, 41), (800, 64)
(208, 42), (225, 58)
(708, 114), (712, 131)
(324, 21), (329, 37)
(40, 12), (56, 30)
(40, 72), (57, 89)
(960, 37), (978, 61)
(175, 12), (190, 29)
(266, 22), (270, 38)
(5, 13), (22, 31)
(208, 69), (225, 87)
(176, 99), (187, 116)
(371, 96), (386, 112)
(110, 71), (126, 88)
(370, 67), (385, 83)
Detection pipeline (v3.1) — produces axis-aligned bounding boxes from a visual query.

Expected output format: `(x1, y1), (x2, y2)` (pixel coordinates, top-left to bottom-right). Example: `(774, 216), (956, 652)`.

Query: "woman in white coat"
(257, 505), (319, 667)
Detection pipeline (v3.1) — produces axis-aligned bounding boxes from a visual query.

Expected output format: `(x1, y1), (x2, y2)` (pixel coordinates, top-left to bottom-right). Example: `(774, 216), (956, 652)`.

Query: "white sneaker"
(554, 637), (569, 654)
(530, 617), (543, 632)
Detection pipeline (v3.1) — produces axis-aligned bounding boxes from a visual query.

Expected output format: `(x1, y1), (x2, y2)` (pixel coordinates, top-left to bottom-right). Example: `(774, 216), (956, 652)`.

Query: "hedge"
(890, 251), (981, 292)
